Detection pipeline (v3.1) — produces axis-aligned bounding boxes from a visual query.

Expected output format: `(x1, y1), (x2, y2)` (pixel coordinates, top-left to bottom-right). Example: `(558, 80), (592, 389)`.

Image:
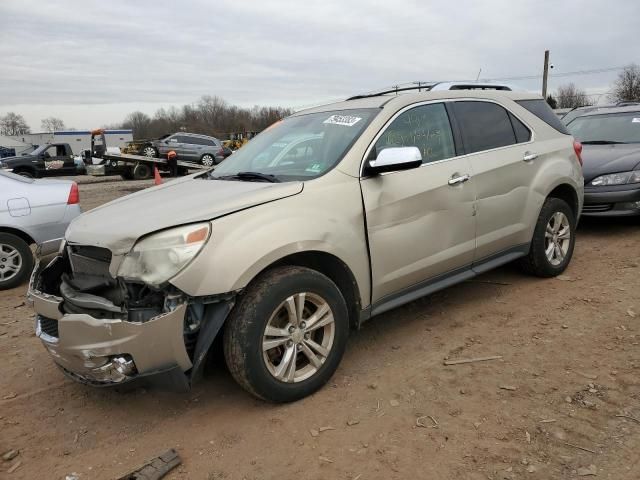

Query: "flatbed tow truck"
(84, 130), (209, 180)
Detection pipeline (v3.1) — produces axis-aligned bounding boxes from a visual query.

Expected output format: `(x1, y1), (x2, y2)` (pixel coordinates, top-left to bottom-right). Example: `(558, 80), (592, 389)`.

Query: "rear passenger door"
(450, 100), (536, 264)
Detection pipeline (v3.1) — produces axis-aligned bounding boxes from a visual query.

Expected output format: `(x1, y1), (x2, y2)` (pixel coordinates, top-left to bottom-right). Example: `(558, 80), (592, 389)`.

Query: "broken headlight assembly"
(117, 223), (210, 286)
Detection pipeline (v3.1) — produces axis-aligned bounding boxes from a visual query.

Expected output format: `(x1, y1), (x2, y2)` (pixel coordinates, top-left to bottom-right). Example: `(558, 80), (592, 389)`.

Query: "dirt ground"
(1, 176), (639, 480)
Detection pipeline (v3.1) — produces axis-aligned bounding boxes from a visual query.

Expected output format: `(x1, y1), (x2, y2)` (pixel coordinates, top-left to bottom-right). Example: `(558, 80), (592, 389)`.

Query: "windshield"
(30, 145), (47, 155)
(210, 109), (377, 181)
(568, 112), (640, 143)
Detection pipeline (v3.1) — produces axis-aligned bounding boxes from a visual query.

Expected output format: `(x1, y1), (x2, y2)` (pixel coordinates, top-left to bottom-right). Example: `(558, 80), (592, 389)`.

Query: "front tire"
(200, 154), (215, 167)
(14, 169), (35, 179)
(0, 233), (34, 290)
(519, 197), (576, 277)
(223, 266), (349, 402)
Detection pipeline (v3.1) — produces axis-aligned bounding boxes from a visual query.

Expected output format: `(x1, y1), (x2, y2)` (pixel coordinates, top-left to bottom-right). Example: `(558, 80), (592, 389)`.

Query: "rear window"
(452, 101), (516, 154)
(516, 99), (570, 135)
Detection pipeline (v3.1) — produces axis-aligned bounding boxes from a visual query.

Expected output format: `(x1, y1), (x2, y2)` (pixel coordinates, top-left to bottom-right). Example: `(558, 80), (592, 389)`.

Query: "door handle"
(523, 151), (538, 162)
(448, 173), (471, 186)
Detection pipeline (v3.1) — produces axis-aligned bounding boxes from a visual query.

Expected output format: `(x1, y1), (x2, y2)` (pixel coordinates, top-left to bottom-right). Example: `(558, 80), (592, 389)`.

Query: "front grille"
(68, 245), (112, 278)
(583, 203), (613, 213)
(70, 245), (112, 263)
(38, 315), (59, 338)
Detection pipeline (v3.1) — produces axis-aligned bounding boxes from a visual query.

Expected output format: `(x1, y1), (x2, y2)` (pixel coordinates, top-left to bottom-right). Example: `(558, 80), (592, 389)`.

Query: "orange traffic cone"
(154, 166), (163, 185)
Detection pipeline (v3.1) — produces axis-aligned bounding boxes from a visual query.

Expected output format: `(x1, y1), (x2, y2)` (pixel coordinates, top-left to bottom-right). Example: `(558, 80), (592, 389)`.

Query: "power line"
(482, 66), (626, 82)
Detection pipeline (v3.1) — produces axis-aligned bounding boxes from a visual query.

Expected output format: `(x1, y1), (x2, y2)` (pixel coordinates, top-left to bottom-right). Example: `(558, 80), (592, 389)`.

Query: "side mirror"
(366, 147), (422, 175)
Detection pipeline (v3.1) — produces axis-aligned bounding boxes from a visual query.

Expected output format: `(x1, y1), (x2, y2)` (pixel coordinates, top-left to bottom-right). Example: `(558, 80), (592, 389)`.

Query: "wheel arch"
(12, 166), (37, 178)
(547, 183), (580, 220)
(0, 226), (35, 245)
(248, 250), (362, 329)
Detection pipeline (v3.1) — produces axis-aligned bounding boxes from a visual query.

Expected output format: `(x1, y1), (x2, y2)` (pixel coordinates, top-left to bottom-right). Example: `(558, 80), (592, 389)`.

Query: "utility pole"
(542, 50), (550, 98)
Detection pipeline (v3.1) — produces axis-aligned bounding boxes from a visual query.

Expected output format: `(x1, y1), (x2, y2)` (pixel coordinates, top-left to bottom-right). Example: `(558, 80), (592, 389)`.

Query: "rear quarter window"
(516, 99), (570, 135)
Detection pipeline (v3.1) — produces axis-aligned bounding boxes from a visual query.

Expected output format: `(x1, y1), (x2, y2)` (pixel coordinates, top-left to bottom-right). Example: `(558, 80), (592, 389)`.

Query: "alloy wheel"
(544, 212), (571, 266)
(142, 146), (156, 157)
(262, 292), (335, 383)
(201, 155), (215, 167)
(0, 244), (22, 282)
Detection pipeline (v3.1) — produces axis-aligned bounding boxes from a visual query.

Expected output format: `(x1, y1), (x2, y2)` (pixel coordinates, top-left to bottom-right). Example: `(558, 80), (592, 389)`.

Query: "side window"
(374, 103), (456, 164)
(452, 101), (516, 154)
(508, 112), (532, 143)
(177, 136), (193, 144)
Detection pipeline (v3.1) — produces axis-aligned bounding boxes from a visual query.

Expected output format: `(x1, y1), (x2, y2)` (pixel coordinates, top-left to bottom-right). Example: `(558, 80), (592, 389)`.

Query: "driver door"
(360, 102), (477, 305)
(42, 145), (69, 176)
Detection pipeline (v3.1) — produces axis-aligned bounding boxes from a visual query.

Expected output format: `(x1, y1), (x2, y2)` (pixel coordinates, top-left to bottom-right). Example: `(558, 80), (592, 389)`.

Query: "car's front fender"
(170, 172), (372, 307)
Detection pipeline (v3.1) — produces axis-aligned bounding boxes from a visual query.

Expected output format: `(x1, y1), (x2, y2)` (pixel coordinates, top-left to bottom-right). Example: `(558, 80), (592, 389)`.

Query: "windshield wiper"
(214, 171), (280, 183)
(581, 140), (627, 145)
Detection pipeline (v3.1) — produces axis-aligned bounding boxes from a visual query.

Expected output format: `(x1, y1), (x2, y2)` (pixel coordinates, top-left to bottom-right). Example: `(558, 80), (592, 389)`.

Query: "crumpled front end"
(29, 243), (233, 389)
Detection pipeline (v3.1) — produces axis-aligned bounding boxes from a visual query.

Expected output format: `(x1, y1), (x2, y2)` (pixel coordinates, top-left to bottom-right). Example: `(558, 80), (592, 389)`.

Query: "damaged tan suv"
(30, 88), (584, 402)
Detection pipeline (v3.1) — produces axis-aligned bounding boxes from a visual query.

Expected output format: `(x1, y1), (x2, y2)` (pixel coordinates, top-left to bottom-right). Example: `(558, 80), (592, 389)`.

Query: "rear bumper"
(582, 185), (640, 216)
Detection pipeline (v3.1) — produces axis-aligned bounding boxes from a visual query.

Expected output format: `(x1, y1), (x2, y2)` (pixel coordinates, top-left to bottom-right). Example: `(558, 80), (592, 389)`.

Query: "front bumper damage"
(29, 247), (234, 391)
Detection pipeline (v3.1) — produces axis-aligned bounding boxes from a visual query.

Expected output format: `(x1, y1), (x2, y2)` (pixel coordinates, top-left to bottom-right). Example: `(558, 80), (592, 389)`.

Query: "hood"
(66, 175), (303, 254)
(581, 144), (640, 183)
(1, 154), (35, 165)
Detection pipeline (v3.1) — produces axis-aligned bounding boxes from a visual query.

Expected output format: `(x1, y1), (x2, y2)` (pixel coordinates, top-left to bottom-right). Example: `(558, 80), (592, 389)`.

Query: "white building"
(5, 130), (134, 155)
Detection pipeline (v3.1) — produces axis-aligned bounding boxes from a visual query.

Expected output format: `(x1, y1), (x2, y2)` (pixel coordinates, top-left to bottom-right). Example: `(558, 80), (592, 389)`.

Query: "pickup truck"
(0, 143), (83, 178)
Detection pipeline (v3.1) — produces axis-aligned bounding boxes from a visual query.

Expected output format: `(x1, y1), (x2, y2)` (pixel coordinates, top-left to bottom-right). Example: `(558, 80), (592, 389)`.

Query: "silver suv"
(143, 132), (225, 166)
(29, 90), (584, 402)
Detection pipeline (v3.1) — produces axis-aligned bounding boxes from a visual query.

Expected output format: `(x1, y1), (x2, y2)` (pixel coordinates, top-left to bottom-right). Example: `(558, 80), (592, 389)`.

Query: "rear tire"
(132, 162), (152, 180)
(519, 197), (576, 277)
(223, 266), (349, 402)
(0, 233), (34, 290)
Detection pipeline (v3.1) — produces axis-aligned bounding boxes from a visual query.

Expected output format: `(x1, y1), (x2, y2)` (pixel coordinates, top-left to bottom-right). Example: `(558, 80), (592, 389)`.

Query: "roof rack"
(347, 83), (436, 101)
(347, 81), (514, 101)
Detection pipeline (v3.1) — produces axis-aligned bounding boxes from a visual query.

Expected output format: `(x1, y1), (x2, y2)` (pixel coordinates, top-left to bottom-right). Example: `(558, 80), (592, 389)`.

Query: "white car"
(0, 170), (81, 289)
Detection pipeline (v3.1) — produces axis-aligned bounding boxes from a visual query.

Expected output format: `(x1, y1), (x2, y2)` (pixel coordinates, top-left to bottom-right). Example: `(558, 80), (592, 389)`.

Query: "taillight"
(573, 140), (583, 167)
(67, 182), (79, 204)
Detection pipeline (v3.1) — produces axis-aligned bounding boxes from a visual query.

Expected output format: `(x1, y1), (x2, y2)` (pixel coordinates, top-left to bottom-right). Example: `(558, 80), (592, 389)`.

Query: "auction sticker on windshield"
(324, 115), (362, 127)
(632, 118), (640, 123)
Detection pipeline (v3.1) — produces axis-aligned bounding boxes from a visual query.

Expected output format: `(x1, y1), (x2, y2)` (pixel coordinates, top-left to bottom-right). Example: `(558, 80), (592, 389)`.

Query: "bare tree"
(111, 97), (293, 140)
(0, 112), (31, 136)
(40, 116), (65, 133)
(611, 64), (640, 103)
(555, 83), (593, 109)
(121, 111), (152, 139)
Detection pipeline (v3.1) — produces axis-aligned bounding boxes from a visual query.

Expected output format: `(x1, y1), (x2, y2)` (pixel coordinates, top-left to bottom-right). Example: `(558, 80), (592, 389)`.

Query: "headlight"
(590, 170), (640, 186)
(117, 223), (210, 286)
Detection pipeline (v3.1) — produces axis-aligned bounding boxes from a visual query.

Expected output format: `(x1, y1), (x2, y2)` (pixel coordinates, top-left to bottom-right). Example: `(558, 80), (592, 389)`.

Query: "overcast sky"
(1, 0), (638, 131)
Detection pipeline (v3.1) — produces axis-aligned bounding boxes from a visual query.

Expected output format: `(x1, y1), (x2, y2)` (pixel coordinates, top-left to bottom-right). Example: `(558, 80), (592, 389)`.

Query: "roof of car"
(569, 105), (640, 117)
(177, 132), (219, 139)
(294, 90), (543, 116)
